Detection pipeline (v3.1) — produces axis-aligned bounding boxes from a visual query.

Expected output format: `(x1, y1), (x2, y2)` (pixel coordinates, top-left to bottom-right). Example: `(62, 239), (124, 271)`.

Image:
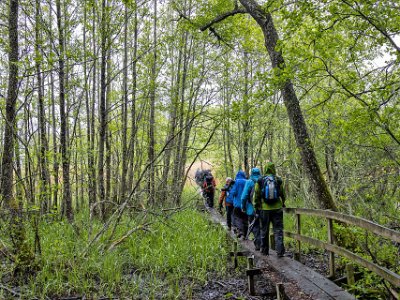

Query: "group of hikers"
(195, 162), (285, 257)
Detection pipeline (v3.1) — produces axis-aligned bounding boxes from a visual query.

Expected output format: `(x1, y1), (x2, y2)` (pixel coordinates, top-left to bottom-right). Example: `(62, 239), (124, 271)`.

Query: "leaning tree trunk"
(239, 0), (337, 211)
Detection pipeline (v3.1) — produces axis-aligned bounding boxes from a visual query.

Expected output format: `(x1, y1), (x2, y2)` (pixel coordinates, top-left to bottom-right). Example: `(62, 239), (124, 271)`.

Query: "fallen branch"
(0, 284), (21, 298)
(107, 223), (152, 252)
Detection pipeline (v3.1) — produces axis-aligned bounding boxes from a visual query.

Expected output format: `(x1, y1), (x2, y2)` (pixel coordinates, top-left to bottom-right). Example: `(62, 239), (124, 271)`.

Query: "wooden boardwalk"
(208, 209), (356, 300)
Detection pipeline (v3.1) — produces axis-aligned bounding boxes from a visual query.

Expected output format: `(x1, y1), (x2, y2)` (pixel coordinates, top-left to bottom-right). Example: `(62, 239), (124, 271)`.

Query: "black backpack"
(203, 175), (214, 192)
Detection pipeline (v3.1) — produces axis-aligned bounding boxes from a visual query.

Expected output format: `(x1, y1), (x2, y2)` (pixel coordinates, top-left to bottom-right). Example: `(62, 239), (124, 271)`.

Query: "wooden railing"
(283, 207), (400, 288)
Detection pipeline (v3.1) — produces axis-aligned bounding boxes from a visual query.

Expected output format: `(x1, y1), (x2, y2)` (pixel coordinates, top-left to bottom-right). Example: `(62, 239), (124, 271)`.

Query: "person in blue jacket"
(230, 170), (247, 238)
(240, 167), (262, 250)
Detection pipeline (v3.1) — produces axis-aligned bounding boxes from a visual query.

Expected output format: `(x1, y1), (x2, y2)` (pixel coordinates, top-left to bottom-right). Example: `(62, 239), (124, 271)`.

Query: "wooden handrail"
(283, 207), (400, 288)
(285, 232), (400, 287)
(284, 208), (400, 243)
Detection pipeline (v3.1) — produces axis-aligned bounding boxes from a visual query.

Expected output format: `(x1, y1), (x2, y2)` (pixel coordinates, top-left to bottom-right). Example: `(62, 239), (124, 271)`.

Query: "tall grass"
(0, 203), (227, 299)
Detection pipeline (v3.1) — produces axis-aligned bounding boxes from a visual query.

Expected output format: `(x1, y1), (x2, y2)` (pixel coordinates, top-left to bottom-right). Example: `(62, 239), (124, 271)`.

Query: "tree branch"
(199, 8), (247, 31)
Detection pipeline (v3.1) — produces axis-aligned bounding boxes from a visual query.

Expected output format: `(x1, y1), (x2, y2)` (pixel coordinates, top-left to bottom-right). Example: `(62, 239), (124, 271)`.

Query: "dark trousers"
(249, 211), (261, 248)
(204, 191), (214, 208)
(226, 205), (234, 229)
(259, 209), (284, 255)
(233, 207), (248, 237)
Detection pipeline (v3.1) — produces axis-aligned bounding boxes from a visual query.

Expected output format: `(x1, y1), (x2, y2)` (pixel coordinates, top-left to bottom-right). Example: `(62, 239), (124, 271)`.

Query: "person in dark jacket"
(254, 162), (286, 256)
(240, 167), (262, 250)
(218, 177), (234, 230)
(202, 170), (216, 208)
(230, 170), (247, 238)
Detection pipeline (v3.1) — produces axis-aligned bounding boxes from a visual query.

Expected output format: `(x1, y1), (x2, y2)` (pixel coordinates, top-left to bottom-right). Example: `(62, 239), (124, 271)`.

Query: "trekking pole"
(246, 214), (259, 240)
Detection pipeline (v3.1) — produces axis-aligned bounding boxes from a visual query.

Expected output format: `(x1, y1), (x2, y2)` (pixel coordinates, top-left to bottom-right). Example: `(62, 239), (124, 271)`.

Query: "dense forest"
(0, 0), (399, 298)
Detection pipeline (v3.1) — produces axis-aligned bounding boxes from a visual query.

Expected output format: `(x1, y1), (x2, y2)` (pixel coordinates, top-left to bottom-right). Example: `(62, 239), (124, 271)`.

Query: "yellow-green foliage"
(10, 209), (227, 299)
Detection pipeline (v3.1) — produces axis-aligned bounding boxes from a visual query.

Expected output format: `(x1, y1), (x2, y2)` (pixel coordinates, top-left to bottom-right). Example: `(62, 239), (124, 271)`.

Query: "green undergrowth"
(0, 206), (227, 299)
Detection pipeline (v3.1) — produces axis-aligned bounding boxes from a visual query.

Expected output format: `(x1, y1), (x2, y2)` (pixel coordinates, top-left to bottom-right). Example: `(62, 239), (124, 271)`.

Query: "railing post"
(327, 218), (335, 278)
(295, 213), (301, 261)
(276, 282), (288, 300)
(247, 256), (255, 295)
(346, 264), (355, 285)
(233, 241), (238, 269)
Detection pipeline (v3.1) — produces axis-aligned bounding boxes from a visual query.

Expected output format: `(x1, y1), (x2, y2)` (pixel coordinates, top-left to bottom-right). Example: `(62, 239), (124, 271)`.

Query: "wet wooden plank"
(208, 208), (356, 300)
(267, 254), (355, 300)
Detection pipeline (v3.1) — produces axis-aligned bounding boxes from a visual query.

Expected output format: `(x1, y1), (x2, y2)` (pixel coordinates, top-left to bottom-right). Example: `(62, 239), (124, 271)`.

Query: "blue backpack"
(260, 175), (279, 204)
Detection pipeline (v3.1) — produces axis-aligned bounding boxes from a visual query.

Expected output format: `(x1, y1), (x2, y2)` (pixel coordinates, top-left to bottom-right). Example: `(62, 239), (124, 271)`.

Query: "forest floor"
(190, 258), (316, 300)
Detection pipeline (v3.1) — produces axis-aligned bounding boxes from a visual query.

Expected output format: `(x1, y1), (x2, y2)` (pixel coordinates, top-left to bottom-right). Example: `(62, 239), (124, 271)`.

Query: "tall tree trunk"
(105, 50), (112, 214)
(98, 0), (107, 218)
(1, 0), (19, 207)
(83, 0), (95, 212)
(160, 32), (182, 202)
(56, 0), (73, 221)
(35, 0), (50, 213)
(239, 0), (337, 210)
(24, 107), (34, 204)
(222, 58), (234, 175)
(1, 0), (33, 276)
(120, 4), (129, 204)
(242, 51), (250, 176)
(50, 69), (59, 209)
(173, 31), (190, 203)
(127, 0), (138, 193)
(148, 0), (157, 205)
(48, 0), (59, 210)
(90, 1), (97, 213)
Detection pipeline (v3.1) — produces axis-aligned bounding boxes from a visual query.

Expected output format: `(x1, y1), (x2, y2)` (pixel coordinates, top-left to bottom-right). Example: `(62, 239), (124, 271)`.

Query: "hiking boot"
(261, 248), (269, 256)
(277, 252), (285, 258)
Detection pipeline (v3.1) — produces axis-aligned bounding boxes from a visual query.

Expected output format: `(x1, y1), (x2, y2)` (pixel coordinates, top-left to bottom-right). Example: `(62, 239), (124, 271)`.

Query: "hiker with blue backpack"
(230, 170), (248, 238)
(218, 177), (235, 230)
(240, 167), (262, 250)
(254, 162), (286, 257)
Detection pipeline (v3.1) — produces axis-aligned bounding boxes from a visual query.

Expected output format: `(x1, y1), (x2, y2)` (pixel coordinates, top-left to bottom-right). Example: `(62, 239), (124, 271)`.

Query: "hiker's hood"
(250, 168), (261, 182)
(235, 170), (247, 180)
(264, 162), (276, 175)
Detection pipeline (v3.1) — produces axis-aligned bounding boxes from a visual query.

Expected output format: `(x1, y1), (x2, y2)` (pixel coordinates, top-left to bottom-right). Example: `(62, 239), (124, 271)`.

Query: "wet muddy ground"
(191, 253), (315, 300)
